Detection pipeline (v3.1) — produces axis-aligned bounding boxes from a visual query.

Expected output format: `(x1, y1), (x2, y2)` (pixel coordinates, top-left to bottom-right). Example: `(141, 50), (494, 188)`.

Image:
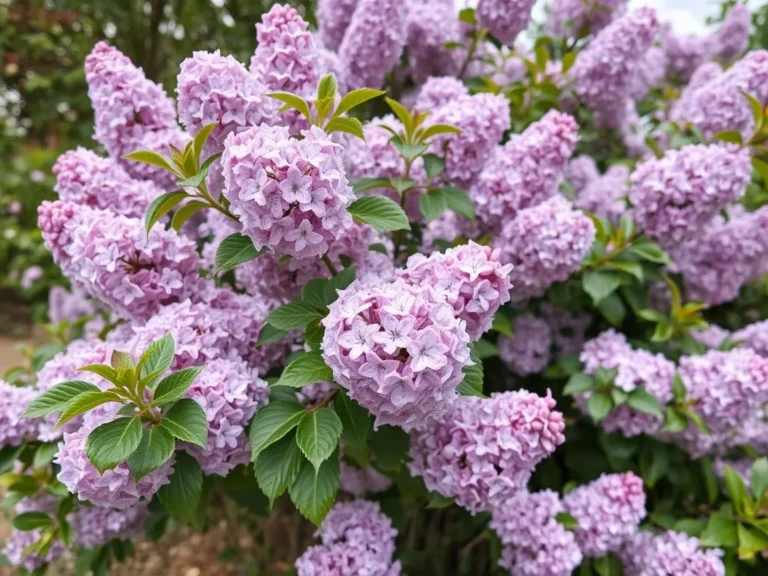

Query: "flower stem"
(322, 254), (339, 276)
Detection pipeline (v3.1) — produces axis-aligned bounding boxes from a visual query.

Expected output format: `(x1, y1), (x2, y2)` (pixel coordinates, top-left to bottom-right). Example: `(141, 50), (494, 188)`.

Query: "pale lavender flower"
(546, 0), (628, 38)
(715, 4), (751, 61)
(621, 530), (725, 576)
(476, 0), (536, 46)
(70, 503), (149, 548)
(317, 0), (359, 51)
(4, 528), (65, 572)
(564, 155), (600, 194)
(405, 2), (462, 84)
(0, 381), (39, 447)
(661, 25), (713, 82)
(20, 266), (43, 290)
(541, 302), (592, 356)
(575, 164), (629, 222)
(48, 285), (98, 325)
(414, 76), (469, 112)
(498, 315), (552, 376)
(692, 325), (731, 349)
(340, 462), (392, 496)
(630, 46), (666, 101)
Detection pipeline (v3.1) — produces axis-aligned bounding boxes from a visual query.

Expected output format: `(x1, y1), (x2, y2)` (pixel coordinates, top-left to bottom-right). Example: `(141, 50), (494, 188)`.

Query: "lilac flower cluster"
(471, 110), (579, 233)
(546, 0), (627, 38)
(316, 0), (358, 51)
(0, 380), (39, 448)
(70, 503), (149, 548)
(661, 26), (713, 82)
(38, 201), (200, 322)
(53, 148), (162, 218)
(321, 279), (471, 429)
(575, 164), (629, 222)
(47, 285), (99, 326)
(541, 303), (592, 356)
(715, 5), (751, 61)
(405, 2), (461, 84)
(733, 320), (768, 357)
(414, 76), (469, 112)
(498, 315), (552, 376)
(563, 472), (646, 557)
(398, 241), (513, 340)
(4, 497), (66, 571)
(630, 46), (666, 101)
(476, 0), (536, 46)
(629, 143), (751, 248)
(221, 124), (354, 259)
(295, 500), (401, 576)
(621, 530), (725, 576)
(490, 490), (582, 576)
(692, 324), (731, 350)
(409, 391), (565, 513)
(340, 462), (392, 496)
(494, 196), (596, 301)
(565, 155), (600, 194)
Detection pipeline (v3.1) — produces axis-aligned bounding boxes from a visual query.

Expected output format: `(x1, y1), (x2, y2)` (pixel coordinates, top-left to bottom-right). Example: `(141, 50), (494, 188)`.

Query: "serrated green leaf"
(426, 493), (454, 509)
(176, 153), (222, 188)
(127, 426), (175, 481)
(23, 380), (100, 418)
(583, 271), (622, 304)
(752, 458), (768, 501)
(215, 233), (266, 274)
(419, 188), (447, 221)
(333, 88), (385, 118)
(701, 513), (738, 548)
(661, 406), (688, 433)
(159, 399), (208, 447)
(555, 511), (579, 529)
(171, 200), (208, 231)
(334, 391), (372, 466)
(384, 98), (413, 136)
(153, 366), (204, 406)
(267, 301), (324, 331)
(302, 278), (331, 311)
(738, 523), (768, 560)
(79, 364), (120, 385)
(326, 266), (357, 302)
(325, 117), (365, 140)
(352, 177), (393, 194)
(85, 417), (143, 473)
(296, 408), (342, 471)
(139, 333), (175, 389)
(458, 345), (484, 397)
(32, 443), (59, 468)
(348, 196), (410, 232)
(370, 426), (409, 472)
(390, 140), (428, 162)
(289, 454), (340, 526)
(56, 390), (122, 427)
(256, 324), (288, 345)
(726, 465), (752, 516)
(441, 186), (475, 223)
(255, 431), (306, 505)
(422, 154), (445, 179)
(144, 191), (188, 234)
(626, 388), (664, 419)
(124, 150), (177, 174)
(249, 401), (306, 460)
(490, 312), (513, 336)
(418, 123), (461, 141)
(268, 92), (311, 121)
(158, 451), (202, 527)
(276, 352), (333, 388)
(192, 122), (218, 166)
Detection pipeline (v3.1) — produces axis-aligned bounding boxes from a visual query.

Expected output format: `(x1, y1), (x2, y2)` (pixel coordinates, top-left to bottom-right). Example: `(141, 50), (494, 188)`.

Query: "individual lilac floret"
(564, 155), (599, 194)
(405, 2), (462, 84)
(570, 8), (659, 127)
(476, 0), (536, 46)
(490, 490), (583, 576)
(414, 76), (469, 112)
(408, 391), (566, 513)
(0, 381), (39, 448)
(295, 500), (401, 576)
(317, 0), (359, 51)
(70, 503), (149, 548)
(630, 46), (666, 101)
(4, 523), (65, 572)
(575, 164), (629, 223)
(85, 42), (186, 188)
(546, 0), (627, 38)
(498, 315), (552, 376)
(38, 201), (200, 322)
(53, 148), (162, 218)
(399, 241), (513, 340)
(494, 196), (596, 301)
(182, 358), (269, 476)
(629, 143), (751, 248)
(621, 530), (725, 576)
(340, 462), (392, 496)
(471, 110), (578, 232)
(715, 4), (751, 61)
(339, 0), (406, 89)
(563, 472), (646, 557)
(221, 124), (354, 259)
(661, 25), (713, 82)
(577, 330), (675, 436)
(321, 279), (472, 430)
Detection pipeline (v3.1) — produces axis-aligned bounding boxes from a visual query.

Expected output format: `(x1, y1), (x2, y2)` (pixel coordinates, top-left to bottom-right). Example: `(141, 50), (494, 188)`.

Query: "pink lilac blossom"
(661, 25), (713, 82)
(70, 503), (149, 548)
(714, 457), (753, 489)
(20, 266), (43, 290)
(670, 62), (723, 125)
(733, 320), (768, 356)
(628, 143), (751, 248)
(621, 530), (725, 576)
(471, 110), (578, 233)
(414, 76), (469, 112)
(0, 381), (39, 447)
(490, 490), (583, 576)
(575, 164), (629, 222)
(405, 2), (462, 84)
(317, 0), (359, 51)
(570, 8), (659, 127)
(297, 382), (337, 405)
(494, 196), (596, 301)
(85, 42), (186, 188)
(48, 285), (98, 325)
(321, 279), (472, 429)
(564, 155), (599, 194)
(478, 44), (529, 87)
(420, 211), (478, 253)
(546, 0), (628, 38)
(498, 315), (552, 376)
(182, 358), (269, 476)
(476, 0), (536, 46)
(630, 46), (666, 101)
(4, 529), (65, 571)
(398, 241), (513, 340)
(541, 302), (592, 356)
(38, 201), (200, 323)
(316, 46), (348, 94)
(53, 148), (162, 218)
(408, 391), (566, 513)
(340, 462), (392, 496)
(338, 0), (406, 90)
(563, 472), (646, 557)
(692, 325), (731, 349)
(715, 5), (751, 61)
(295, 500), (401, 576)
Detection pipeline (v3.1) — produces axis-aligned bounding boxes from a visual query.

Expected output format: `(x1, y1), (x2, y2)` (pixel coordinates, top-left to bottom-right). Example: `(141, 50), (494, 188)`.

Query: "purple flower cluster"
(546, 0), (627, 38)
(563, 472), (646, 557)
(661, 26), (713, 82)
(53, 148), (162, 218)
(47, 285), (99, 326)
(295, 500), (401, 576)
(621, 530), (725, 576)
(409, 391), (565, 513)
(629, 143), (751, 248)
(715, 5), (751, 61)
(70, 503), (148, 548)
(498, 315), (552, 376)
(340, 462), (392, 497)
(398, 241), (513, 340)
(316, 0), (358, 51)
(4, 498), (66, 571)
(321, 279), (471, 429)
(38, 201), (200, 322)
(405, 2), (461, 84)
(575, 164), (629, 222)
(541, 302), (592, 356)
(565, 155), (600, 194)
(221, 124), (354, 259)
(733, 320), (768, 357)
(490, 490), (582, 576)
(494, 196), (596, 301)
(0, 381), (39, 448)
(630, 46), (666, 101)
(476, 0), (536, 46)
(471, 110), (579, 233)
(414, 76), (469, 112)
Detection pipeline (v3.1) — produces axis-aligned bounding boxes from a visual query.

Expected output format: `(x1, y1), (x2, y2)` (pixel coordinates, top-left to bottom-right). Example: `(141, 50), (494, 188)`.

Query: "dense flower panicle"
(575, 164), (629, 222)
(541, 302), (592, 356)
(474, 44), (529, 87)
(182, 358), (269, 475)
(85, 42), (186, 188)
(715, 5), (751, 61)
(546, 0), (627, 38)
(621, 530), (725, 576)
(53, 148), (162, 218)
(316, 46), (348, 94)
(628, 143), (751, 248)
(563, 472), (646, 557)
(661, 26), (713, 82)
(399, 241), (513, 340)
(570, 8), (659, 126)
(494, 196), (596, 301)
(692, 325), (731, 349)
(321, 279), (472, 429)
(38, 201), (200, 322)
(490, 490), (583, 576)
(339, 0), (406, 89)
(295, 500), (401, 576)
(476, 0), (536, 46)
(471, 110), (579, 232)
(0, 381), (39, 448)
(420, 211), (478, 253)
(317, 0), (359, 51)
(409, 391), (566, 513)
(70, 503), (149, 548)
(4, 529), (66, 572)
(498, 315), (552, 376)
(630, 46), (666, 101)
(668, 63), (722, 127)
(414, 76), (469, 112)
(405, 2), (462, 84)
(221, 124), (354, 259)
(565, 155), (599, 193)
(340, 462), (392, 496)
(733, 320), (768, 356)
(47, 285), (99, 325)
(714, 457), (753, 489)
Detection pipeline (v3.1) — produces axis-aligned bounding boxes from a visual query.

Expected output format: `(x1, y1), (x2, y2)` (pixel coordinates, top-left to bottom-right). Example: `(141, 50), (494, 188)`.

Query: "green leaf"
(153, 366), (204, 406)
(422, 154), (445, 179)
(725, 465), (752, 515)
(384, 98), (413, 136)
(215, 233), (266, 274)
(561, 51), (577, 73)
(56, 391), (122, 427)
(419, 188), (447, 221)
(139, 333), (175, 388)
(628, 240), (671, 264)
(325, 116), (366, 140)
(267, 301), (324, 331)
(23, 380), (100, 418)
(388, 177), (416, 196)
(605, 259), (643, 281)
(426, 493), (454, 509)
(302, 278), (332, 311)
(85, 417), (143, 473)
(418, 123), (462, 141)
(626, 388), (664, 419)
(555, 511), (579, 530)
(348, 196), (410, 232)
(158, 452), (202, 527)
(171, 200), (208, 231)
(249, 401), (306, 460)
(268, 92), (312, 121)
(713, 130), (743, 145)
(752, 157), (768, 183)
(701, 513), (738, 548)
(390, 140), (428, 162)
(176, 153), (222, 188)
(474, 339), (498, 359)
(458, 7), (475, 24)
(752, 458), (768, 501)
(316, 73), (337, 102)
(593, 555), (623, 576)
(333, 88), (385, 118)
(289, 454), (340, 526)
(326, 266), (357, 301)
(159, 399), (207, 448)
(582, 271), (622, 304)
(79, 364), (120, 385)
(257, 324), (288, 345)
(352, 177), (392, 194)
(563, 373), (596, 395)
(597, 292), (626, 327)
(370, 425), (409, 472)
(33, 443), (59, 468)
(12, 512), (53, 532)
(738, 523), (768, 560)
(124, 150), (176, 174)
(441, 186), (475, 223)
(144, 191), (188, 234)
(587, 393), (613, 422)
(192, 122), (218, 166)
(490, 312), (513, 336)
(334, 391), (372, 466)
(254, 431), (306, 505)
(458, 345), (484, 397)
(127, 426), (175, 481)
(296, 408), (343, 471)
(276, 352), (333, 389)
(661, 406), (688, 433)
